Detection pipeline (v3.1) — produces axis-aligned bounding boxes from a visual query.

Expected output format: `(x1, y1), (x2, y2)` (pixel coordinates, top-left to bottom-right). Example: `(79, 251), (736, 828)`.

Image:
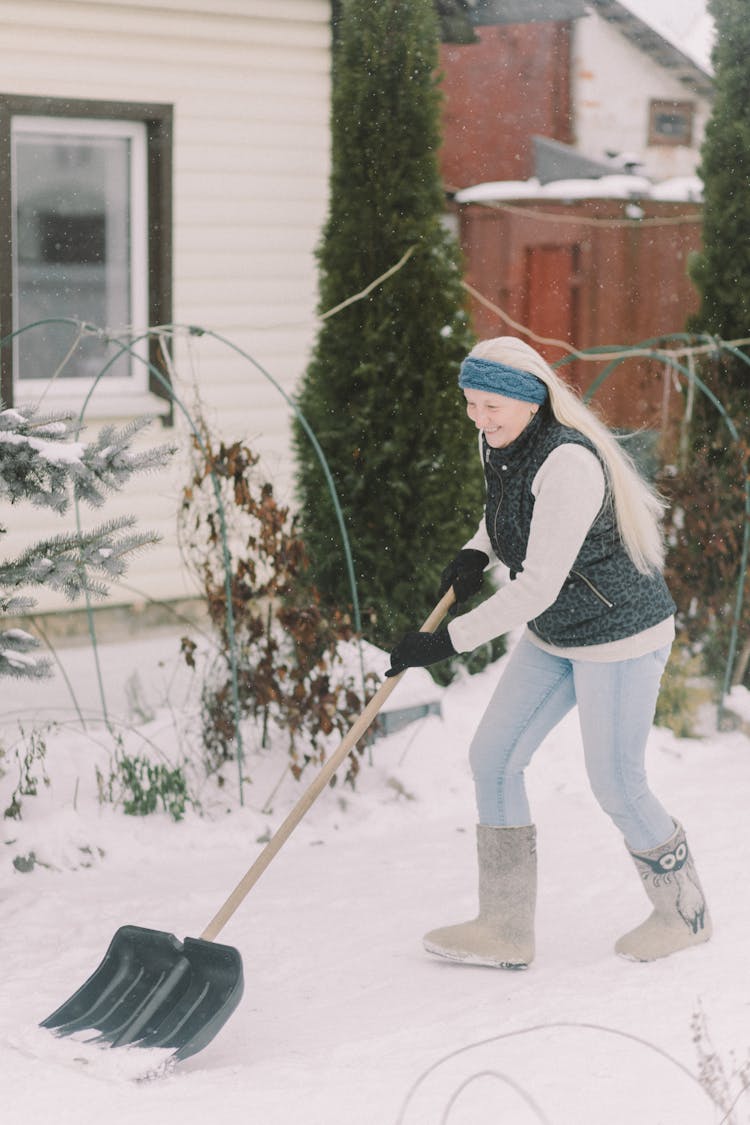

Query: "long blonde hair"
(468, 337), (667, 573)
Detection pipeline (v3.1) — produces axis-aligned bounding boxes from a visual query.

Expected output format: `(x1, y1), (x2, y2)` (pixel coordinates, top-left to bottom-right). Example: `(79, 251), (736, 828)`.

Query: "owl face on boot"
(636, 839), (688, 876)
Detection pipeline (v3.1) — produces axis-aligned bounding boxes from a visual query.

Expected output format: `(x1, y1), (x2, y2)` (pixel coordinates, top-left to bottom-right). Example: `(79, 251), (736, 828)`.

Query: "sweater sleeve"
(447, 444), (606, 653)
(460, 514), (496, 560)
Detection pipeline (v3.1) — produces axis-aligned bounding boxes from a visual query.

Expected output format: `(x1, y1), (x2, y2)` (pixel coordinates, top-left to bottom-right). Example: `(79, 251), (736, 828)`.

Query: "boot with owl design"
(423, 824), (536, 968)
(616, 820), (712, 961)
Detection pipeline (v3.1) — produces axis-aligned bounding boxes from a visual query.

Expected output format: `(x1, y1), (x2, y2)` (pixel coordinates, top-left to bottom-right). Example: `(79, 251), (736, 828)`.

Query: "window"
(13, 118), (147, 389)
(648, 99), (695, 147)
(0, 96), (173, 417)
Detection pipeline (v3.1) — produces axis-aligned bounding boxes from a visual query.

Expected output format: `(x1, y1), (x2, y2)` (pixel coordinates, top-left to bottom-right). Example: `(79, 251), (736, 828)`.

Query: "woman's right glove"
(438, 548), (489, 611)
(385, 628), (456, 678)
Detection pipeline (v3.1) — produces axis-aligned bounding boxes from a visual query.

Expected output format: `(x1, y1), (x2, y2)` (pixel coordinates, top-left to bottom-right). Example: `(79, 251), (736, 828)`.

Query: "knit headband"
(458, 356), (549, 405)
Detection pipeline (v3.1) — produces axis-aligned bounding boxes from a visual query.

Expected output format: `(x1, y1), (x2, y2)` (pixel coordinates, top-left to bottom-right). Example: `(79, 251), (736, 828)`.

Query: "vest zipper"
(571, 569), (614, 608)
(486, 456), (505, 554)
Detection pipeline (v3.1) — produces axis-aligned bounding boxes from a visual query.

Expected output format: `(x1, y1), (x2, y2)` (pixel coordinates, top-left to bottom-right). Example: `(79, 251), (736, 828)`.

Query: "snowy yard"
(1, 629), (749, 1124)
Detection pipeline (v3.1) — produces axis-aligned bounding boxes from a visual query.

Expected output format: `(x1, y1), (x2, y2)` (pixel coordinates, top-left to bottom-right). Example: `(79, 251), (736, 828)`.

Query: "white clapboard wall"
(1, 0), (331, 611)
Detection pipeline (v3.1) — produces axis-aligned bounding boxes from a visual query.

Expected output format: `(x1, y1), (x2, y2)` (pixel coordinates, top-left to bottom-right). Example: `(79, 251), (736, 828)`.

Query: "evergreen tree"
(333, 1), (477, 48)
(662, 0), (750, 688)
(0, 405), (172, 678)
(689, 0), (750, 413)
(434, 0), (477, 43)
(294, 0), (482, 647)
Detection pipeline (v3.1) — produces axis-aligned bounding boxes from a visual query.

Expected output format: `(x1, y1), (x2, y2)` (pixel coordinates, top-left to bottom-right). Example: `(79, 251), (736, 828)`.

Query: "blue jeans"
(469, 633), (674, 851)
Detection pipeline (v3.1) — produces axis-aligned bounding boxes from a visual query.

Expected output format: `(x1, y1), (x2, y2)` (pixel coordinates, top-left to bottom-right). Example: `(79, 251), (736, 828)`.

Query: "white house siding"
(572, 10), (711, 181)
(0, 0), (331, 613)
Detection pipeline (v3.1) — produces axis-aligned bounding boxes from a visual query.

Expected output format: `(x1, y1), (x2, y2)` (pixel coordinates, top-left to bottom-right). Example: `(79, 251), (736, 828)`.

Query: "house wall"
(459, 197), (702, 434)
(572, 11), (711, 180)
(439, 12), (711, 191)
(0, 0), (331, 612)
(438, 22), (573, 191)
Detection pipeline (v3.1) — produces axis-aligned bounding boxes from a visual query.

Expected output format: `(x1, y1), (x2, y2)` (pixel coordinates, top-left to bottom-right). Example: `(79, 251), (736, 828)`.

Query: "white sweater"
(446, 444), (674, 663)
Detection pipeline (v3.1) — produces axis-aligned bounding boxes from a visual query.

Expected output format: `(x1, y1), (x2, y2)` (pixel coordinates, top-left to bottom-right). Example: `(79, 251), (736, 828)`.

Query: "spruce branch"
(0, 406), (174, 513)
(0, 626), (50, 680)
(0, 518), (159, 602)
(73, 417), (176, 508)
(0, 402), (173, 679)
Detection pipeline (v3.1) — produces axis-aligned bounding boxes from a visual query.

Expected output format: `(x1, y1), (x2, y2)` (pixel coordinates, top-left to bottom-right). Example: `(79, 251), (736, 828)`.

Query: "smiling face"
(463, 388), (539, 448)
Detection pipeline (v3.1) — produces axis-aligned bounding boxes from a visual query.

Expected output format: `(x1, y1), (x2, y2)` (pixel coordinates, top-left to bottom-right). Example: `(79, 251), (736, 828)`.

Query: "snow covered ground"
(1, 628), (749, 1124)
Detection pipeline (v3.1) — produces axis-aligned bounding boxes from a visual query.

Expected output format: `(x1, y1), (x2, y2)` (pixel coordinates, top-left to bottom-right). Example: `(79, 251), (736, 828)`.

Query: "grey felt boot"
(616, 821), (712, 961)
(423, 824), (536, 968)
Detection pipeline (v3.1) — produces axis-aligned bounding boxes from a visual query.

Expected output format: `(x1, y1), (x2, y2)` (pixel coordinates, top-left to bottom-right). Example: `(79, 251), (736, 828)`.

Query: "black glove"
(438, 549), (489, 611)
(386, 628), (456, 678)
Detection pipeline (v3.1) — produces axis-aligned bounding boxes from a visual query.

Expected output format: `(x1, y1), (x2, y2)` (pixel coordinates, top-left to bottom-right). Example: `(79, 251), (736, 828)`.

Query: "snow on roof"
(454, 173), (703, 205)
(650, 175), (704, 202)
(454, 179), (545, 203)
(530, 174), (655, 199)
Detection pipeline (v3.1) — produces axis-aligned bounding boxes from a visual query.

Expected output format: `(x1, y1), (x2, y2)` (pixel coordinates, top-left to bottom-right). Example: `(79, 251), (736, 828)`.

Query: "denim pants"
(469, 632), (675, 851)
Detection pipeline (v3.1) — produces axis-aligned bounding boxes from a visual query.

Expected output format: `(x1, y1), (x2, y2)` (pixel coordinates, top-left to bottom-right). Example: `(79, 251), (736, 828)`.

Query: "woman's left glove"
(385, 628), (456, 678)
(438, 549), (489, 611)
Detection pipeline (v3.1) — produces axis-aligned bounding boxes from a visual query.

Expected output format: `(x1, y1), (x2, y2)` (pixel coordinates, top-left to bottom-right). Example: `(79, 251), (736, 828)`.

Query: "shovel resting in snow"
(41, 588), (456, 1062)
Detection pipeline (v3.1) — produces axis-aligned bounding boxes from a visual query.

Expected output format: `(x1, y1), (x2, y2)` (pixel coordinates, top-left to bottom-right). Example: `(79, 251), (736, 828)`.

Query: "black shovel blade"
(41, 925), (244, 1061)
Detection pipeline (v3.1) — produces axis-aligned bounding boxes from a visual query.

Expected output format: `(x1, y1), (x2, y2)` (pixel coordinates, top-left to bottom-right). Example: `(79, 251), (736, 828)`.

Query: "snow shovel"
(41, 588), (456, 1062)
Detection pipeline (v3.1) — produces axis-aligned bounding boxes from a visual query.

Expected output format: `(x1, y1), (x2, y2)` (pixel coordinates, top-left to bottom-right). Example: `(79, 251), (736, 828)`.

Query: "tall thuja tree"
(689, 0), (750, 415)
(0, 405), (172, 678)
(662, 0), (750, 686)
(294, 0), (481, 647)
(332, 1), (477, 49)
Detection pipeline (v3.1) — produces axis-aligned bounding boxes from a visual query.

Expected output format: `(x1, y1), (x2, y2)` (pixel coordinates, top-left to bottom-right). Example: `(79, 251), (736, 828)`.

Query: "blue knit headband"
(459, 356), (548, 405)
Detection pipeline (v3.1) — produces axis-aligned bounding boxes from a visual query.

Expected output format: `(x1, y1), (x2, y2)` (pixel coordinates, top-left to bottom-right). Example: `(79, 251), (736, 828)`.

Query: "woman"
(387, 336), (711, 968)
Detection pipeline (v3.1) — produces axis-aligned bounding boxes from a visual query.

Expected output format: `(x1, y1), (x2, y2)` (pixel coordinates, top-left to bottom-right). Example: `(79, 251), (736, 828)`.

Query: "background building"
(438, 0), (712, 432)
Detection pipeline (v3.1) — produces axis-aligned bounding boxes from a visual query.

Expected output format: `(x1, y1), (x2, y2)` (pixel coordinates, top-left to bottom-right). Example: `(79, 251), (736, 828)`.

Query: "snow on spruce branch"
(0, 402), (175, 679)
(0, 407), (173, 512)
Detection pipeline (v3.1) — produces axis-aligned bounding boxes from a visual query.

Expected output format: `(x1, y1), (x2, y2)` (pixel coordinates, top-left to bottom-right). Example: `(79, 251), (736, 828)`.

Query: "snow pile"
(726, 684), (750, 726)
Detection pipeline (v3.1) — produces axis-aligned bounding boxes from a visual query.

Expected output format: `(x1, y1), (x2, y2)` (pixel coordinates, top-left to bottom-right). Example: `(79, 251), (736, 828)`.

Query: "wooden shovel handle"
(200, 587), (456, 941)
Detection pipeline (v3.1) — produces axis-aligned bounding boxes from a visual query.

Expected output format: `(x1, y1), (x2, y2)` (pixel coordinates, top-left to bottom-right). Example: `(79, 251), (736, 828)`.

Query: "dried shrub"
(691, 1003), (750, 1123)
(179, 425), (375, 788)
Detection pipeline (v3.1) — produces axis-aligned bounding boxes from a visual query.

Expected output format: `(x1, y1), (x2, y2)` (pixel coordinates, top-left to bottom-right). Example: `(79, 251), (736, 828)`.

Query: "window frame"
(0, 94), (173, 419)
(647, 99), (695, 148)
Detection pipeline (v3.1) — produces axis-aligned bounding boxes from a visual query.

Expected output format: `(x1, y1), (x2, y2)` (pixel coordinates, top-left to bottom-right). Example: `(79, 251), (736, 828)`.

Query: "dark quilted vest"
(483, 408), (675, 647)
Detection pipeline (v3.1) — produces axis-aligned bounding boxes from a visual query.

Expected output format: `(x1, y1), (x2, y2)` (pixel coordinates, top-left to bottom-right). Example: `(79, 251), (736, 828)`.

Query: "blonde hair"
(469, 336), (667, 573)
